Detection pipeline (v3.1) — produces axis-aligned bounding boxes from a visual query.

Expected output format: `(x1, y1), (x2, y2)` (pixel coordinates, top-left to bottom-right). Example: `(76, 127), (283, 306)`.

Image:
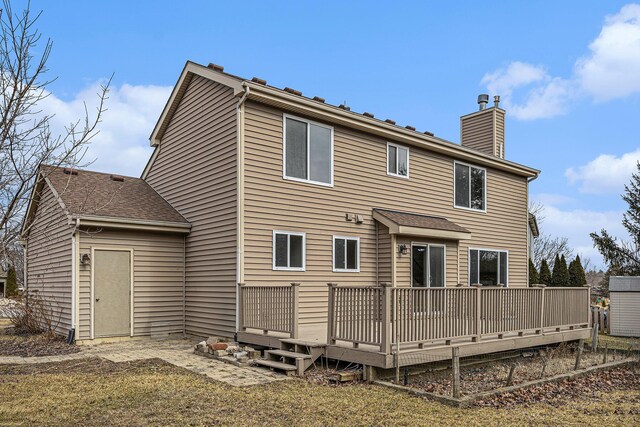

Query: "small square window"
(333, 236), (360, 272)
(387, 143), (409, 178)
(273, 231), (305, 271)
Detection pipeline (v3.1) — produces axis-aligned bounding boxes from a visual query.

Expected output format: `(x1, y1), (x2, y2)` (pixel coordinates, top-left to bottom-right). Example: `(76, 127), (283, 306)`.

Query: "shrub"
(5, 290), (60, 336)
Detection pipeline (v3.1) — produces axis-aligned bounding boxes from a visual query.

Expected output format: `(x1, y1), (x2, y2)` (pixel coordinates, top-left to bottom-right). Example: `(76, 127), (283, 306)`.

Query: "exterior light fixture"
(80, 253), (91, 265)
(398, 244), (408, 255)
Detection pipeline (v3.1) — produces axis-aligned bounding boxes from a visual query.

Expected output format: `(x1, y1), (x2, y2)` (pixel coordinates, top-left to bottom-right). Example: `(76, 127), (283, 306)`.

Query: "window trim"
(386, 142), (410, 179)
(453, 161), (487, 213)
(272, 230), (306, 271)
(468, 247), (509, 287)
(282, 113), (334, 188)
(332, 235), (360, 273)
(410, 242), (447, 288)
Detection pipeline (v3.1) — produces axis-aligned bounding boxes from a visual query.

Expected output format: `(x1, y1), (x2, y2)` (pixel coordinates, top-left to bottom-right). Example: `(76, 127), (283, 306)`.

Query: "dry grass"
(0, 358), (638, 426)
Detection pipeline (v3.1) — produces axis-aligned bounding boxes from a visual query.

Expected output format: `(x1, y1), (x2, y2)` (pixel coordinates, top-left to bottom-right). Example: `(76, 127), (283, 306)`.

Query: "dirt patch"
(406, 345), (632, 396)
(475, 365), (640, 408)
(0, 357), (177, 377)
(0, 329), (81, 357)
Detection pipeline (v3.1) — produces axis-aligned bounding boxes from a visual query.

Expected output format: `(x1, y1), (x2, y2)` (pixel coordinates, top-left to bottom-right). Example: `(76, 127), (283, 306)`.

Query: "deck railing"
(238, 283), (300, 338)
(327, 284), (590, 353)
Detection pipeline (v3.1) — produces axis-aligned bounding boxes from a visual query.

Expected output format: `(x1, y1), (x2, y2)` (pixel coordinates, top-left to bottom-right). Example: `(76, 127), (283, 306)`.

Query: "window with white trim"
(469, 249), (507, 286)
(387, 143), (409, 178)
(455, 162), (486, 211)
(333, 236), (360, 272)
(284, 115), (333, 186)
(273, 231), (305, 271)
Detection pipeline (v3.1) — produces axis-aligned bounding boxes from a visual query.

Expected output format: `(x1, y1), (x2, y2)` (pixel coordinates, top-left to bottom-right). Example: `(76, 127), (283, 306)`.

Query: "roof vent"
(110, 175), (124, 182)
(312, 96), (325, 103)
(405, 125), (416, 131)
(62, 168), (78, 176)
(283, 87), (302, 96)
(423, 131), (434, 137)
(207, 63), (224, 72)
(477, 94), (489, 111)
(363, 112), (374, 118)
(251, 77), (267, 85)
(384, 119), (396, 125)
(338, 104), (351, 111)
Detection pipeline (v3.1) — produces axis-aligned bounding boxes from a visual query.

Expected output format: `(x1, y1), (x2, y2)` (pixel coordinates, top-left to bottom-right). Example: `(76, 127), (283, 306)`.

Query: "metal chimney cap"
(477, 94), (489, 110)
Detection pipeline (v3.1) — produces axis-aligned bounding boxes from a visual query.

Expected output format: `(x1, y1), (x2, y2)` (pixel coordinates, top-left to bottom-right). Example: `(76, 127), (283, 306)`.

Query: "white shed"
(609, 276), (640, 337)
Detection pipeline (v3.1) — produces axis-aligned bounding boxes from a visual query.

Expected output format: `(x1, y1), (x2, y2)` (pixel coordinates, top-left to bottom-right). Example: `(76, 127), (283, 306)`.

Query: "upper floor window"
(469, 248), (508, 286)
(333, 236), (360, 272)
(454, 162), (486, 211)
(273, 230), (305, 271)
(387, 143), (409, 178)
(283, 115), (333, 186)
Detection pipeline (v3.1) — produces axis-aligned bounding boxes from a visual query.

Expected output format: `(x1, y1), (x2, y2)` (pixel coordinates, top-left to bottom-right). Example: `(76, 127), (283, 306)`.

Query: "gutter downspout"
(236, 83), (250, 332)
(70, 218), (80, 342)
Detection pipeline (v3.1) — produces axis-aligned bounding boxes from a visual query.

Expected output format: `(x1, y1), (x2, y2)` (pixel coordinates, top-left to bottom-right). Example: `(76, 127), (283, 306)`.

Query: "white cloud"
(575, 4), (640, 101)
(565, 149), (640, 194)
(41, 81), (172, 177)
(481, 63), (573, 120)
(482, 3), (640, 119)
(531, 194), (628, 268)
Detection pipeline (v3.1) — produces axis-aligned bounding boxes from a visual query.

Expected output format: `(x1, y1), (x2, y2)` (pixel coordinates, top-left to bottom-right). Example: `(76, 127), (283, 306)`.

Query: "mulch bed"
(475, 365), (640, 408)
(0, 327), (81, 357)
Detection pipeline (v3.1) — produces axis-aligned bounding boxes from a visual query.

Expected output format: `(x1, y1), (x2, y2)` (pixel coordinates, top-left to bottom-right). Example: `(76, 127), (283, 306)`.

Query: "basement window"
(333, 236), (360, 272)
(469, 249), (507, 286)
(273, 231), (305, 271)
(454, 162), (486, 211)
(283, 114), (333, 187)
(387, 142), (409, 178)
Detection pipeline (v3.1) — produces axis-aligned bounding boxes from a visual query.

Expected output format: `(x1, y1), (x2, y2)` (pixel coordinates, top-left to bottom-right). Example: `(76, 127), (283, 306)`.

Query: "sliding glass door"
(411, 244), (445, 288)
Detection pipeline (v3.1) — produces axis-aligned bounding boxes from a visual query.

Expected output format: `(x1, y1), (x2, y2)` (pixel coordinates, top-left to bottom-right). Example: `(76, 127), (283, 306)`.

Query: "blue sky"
(25, 1), (640, 267)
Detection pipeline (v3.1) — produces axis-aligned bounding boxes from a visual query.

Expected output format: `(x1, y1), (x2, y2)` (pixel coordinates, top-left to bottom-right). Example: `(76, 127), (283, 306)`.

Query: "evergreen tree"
(551, 254), (569, 286)
(5, 266), (17, 297)
(539, 259), (552, 285)
(529, 259), (540, 285)
(568, 255), (587, 287)
(591, 162), (640, 275)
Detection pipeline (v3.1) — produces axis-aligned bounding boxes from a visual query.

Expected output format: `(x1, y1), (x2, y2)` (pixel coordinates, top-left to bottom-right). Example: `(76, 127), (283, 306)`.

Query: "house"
(22, 61), (590, 373)
(608, 276), (640, 337)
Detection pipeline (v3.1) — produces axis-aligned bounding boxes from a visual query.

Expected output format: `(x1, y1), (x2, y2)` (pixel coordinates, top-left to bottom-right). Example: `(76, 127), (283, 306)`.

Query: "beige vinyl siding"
(376, 223), (391, 283)
(610, 292), (640, 337)
(25, 184), (73, 334)
(77, 228), (185, 340)
(145, 75), (238, 338)
(461, 110), (495, 156)
(495, 110), (505, 158)
(243, 101), (528, 326)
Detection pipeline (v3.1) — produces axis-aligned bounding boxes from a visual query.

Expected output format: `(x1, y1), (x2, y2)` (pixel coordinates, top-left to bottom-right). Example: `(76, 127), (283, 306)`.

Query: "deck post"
(380, 282), (392, 354)
(452, 346), (460, 399)
(537, 285), (545, 334)
(472, 284), (481, 342)
(290, 283), (300, 339)
(326, 283), (337, 345)
(237, 283), (245, 332)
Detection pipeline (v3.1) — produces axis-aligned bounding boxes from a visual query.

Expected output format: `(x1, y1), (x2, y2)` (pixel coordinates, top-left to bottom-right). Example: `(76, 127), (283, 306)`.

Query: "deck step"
(265, 349), (312, 359)
(279, 338), (326, 348)
(253, 359), (297, 372)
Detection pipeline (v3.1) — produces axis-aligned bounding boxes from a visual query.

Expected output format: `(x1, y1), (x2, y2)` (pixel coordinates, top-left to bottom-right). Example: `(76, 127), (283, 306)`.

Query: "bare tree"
(0, 1), (110, 272)
(529, 201), (574, 269)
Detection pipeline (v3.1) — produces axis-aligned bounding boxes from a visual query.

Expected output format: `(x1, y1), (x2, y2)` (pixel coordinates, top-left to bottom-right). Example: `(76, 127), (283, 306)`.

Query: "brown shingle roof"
(41, 165), (188, 225)
(373, 208), (470, 234)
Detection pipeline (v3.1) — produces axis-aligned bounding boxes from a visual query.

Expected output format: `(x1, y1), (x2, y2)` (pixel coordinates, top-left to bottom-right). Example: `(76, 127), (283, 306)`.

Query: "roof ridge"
(41, 164), (143, 181)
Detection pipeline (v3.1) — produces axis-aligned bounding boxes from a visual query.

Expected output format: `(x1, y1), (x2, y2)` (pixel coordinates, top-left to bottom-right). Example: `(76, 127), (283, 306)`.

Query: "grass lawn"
(0, 358), (638, 426)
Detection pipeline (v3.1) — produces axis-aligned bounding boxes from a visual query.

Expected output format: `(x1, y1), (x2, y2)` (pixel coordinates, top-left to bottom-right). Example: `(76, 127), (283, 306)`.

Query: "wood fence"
(238, 283), (299, 338)
(327, 284), (591, 353)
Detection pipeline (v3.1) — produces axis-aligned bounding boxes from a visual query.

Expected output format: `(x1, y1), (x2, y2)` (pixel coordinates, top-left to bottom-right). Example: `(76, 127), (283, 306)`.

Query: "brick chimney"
(460, 95), (505, 158)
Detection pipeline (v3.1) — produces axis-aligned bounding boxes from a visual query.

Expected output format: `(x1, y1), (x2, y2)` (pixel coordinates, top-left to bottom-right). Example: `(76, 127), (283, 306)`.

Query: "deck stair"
(253, 338), (325, 376)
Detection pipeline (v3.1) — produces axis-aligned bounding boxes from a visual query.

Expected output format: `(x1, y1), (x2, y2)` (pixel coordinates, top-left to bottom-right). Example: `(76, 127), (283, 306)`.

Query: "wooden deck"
(237, 284), (591, 370)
